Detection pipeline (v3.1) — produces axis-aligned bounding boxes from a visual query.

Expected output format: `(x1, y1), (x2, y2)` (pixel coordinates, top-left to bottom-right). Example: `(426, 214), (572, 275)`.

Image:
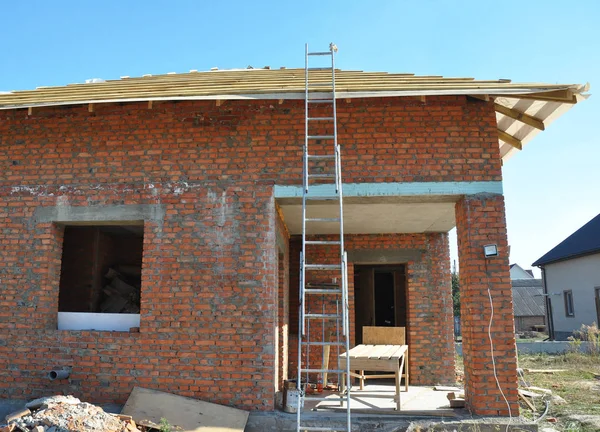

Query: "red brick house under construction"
(0, 68), (588, 415)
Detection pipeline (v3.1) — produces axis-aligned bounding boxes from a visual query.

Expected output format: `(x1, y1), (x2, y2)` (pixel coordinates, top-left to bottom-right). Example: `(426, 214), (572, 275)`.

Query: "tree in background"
(452, 268), (460, 317)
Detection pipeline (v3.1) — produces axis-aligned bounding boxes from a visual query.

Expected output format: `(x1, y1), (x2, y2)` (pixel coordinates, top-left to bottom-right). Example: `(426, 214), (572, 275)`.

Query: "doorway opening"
(354, 265), (407, 345)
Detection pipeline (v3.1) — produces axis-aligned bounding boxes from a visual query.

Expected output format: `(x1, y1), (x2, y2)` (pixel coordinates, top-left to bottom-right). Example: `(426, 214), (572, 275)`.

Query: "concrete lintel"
(35, 204), (166, 224)
(274, 181), (503, 199)
(348, 249), (423, 264)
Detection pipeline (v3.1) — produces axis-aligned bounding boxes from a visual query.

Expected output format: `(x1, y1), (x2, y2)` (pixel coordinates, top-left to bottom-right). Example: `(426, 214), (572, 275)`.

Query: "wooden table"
(339, 344), (409, 410)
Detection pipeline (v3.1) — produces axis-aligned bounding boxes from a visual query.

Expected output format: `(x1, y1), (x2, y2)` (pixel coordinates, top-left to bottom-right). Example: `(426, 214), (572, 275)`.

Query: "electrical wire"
(465, 200), (515, 432)
(485, 269), (512, 432)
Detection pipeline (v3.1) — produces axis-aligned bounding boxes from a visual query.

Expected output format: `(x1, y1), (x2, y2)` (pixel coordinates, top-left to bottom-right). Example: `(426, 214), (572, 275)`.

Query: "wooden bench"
(339, 326), (409, 410)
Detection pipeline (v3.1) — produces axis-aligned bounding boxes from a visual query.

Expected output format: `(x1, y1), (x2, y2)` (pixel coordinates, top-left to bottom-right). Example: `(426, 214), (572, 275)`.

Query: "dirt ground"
(457, 352), (600, 432)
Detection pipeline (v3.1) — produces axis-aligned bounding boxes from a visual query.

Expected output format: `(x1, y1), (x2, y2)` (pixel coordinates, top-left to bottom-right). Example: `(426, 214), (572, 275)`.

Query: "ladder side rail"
(343, 252), (351, 429)
(296, 254), (303, 431)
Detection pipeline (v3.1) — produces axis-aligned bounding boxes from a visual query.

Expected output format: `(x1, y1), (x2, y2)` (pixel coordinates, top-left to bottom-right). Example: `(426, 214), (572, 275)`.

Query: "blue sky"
(1, 1), (598, 274)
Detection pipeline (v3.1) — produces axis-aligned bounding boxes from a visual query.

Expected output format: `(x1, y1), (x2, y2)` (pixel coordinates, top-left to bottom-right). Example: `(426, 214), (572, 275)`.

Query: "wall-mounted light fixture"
(483, 244), (498, 258)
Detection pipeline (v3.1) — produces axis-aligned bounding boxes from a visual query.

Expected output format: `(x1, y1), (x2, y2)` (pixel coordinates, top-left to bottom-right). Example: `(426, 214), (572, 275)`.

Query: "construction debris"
(518, 390), (537, 412)
(101, 267), (141, 313)
(446, 391), (466, 409)
(523, 369), (567, 374)
(122, 387), (249, 432)
(433, 386), (462, 392)
(2, 396), (141, 432)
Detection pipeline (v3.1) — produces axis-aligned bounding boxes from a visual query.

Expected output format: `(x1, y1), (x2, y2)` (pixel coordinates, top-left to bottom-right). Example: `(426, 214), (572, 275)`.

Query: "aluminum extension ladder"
(296, 43), (351, 432)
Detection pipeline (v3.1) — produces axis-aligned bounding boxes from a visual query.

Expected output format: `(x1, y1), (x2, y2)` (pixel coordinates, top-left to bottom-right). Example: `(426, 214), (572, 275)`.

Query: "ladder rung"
(304, 196), (339, 201)
(307, 135), (335, 140)
(305, 264), (342, 271)
(307, 52), (333, 56)
(305, 218), (340, 222)
(305, 240), (341, 245)
(307, 154), (336, 159)
(307, 117), (334, 121)
(305, 313), (342, 320)
(301, 368), (346, 374)
(301, 395), (348, 402)
(305, 288), (342, 295)
(307, 99), (334, 104)
(308, 174), (336, 179)
(301, 341), (346, 347)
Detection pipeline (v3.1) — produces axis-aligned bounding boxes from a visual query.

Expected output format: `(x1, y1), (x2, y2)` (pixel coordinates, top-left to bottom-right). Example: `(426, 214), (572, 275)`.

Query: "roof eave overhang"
(0, 85), (589, 163)
(533, 248), (600, 268)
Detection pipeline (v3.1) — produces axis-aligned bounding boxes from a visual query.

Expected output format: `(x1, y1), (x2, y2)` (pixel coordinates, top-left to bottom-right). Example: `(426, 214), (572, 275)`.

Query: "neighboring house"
(510, 263), (534, 280)
(0, 66), (588, 416)
(533, 214), (600, 340)
(511, 279), (546, 333)
(509, 264), (546, 333)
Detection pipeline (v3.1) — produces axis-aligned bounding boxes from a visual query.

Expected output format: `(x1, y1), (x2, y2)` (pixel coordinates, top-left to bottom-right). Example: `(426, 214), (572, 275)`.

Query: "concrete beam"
(274, 181), (503, 200)
(34, 204), (166, 224)
(347, 249), (423, 264)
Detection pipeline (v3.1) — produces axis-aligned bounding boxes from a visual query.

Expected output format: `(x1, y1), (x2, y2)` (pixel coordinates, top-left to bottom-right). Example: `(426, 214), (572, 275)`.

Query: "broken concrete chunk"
(26, 395), (81, 410)
(110, 277), (137, 295)
(100, 293), (129, 313)
(5, 409), (30, 424)
(105, 268), (120, 280)
(551, 394), (567, 405)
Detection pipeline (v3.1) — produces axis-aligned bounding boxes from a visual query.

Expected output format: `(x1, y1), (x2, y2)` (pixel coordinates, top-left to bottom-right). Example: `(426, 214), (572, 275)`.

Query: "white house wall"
(545, 253), (600, 340)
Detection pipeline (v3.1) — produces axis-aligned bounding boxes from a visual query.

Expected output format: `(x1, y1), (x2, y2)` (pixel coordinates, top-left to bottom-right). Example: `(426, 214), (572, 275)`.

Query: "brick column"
(455, 194), (519, 416)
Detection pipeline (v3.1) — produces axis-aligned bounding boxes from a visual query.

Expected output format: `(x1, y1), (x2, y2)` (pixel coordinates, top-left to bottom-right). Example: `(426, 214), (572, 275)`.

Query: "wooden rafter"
(492, 89), (577, 104)
(494, 103), (545, 130)
(498, 130), (522, 150)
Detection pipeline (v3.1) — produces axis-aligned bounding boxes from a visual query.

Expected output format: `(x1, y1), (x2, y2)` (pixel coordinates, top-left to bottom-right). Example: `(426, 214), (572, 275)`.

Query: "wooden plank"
(433, 386), (462, 392)
(519, 389), (543, 398)
(518, 390), (537, 412)
(363, 326), (405, 345)
(121, 387), (248, 432)
(366, 345), (391, 359)
(322, 344), (331, 384)
(389, 345), (407, 359)
(347, 344), (374, 358)
(494, 103), (545, 130)
(379, 344), (401, 359)
(524, 368), (566, 374)
(497, 130), (522, 150)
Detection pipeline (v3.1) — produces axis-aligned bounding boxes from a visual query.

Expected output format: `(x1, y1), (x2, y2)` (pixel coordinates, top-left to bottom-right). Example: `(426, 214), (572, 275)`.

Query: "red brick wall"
(456, 195), (519, 415)
(0, 97), (500, 187)
(288, 233), (455, 386)
(0, 96), (498, 409)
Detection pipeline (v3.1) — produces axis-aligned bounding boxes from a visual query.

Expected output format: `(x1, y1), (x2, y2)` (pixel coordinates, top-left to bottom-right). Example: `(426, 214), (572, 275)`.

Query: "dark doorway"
(354, 265), (407, 345)
(374, 272), (395, 326)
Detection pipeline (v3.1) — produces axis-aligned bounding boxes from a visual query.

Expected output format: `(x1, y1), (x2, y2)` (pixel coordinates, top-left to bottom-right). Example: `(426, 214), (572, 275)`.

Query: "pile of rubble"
(2, 396), (141, 432)
(100, 267), (141, 314)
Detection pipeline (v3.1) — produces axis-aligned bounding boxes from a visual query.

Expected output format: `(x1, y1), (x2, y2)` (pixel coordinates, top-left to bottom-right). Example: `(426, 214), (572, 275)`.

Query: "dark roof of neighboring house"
(532, 213), (600, 267)
(512, 279), (545, 317)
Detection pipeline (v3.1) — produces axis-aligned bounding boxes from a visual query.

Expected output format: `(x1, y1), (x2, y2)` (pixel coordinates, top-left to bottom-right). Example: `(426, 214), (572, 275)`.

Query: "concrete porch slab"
(310, 384), (457, 415)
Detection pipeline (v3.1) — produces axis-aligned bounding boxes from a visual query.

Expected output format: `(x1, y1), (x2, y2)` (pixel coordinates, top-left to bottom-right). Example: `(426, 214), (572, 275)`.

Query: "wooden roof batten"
(0, 68), (589, 161)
